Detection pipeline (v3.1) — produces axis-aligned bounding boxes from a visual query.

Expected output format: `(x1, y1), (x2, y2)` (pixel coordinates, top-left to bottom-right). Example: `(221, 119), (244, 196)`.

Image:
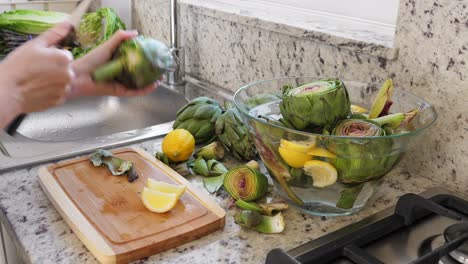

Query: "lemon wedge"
(278, 147), (312, 168)
(307, 148), (337, 159)
(303, 160), (337, 188)
(280, 139), (316, 153)
(141, 187), (179, 213)
(147, 178), (186, 199)
(351, 104), (369, 114)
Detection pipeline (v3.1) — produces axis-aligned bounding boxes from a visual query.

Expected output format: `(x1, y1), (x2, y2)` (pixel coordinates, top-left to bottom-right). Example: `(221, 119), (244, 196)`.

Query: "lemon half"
(147, 178), (186, 199)
(303, 160), (337, 188)
(307, 148), (337, 159)
(142, 187), (179, 213)
(278, 147), (312, 168)
(280, 139), (316, 153)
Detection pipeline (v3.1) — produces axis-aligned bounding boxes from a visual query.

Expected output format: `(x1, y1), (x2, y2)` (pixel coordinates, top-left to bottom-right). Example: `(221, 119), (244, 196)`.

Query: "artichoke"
(93, 36), (174, 89)
(280, 78), (351, 130)
(328, 119), (401, 183)
(173, 97), (223, 144)
(215, 103), (257, 161)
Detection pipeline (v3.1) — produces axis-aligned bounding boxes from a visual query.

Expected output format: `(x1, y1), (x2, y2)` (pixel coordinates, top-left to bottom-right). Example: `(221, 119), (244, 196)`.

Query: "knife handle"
(5, 114), (26, 136)
(57, 27), (80, 50)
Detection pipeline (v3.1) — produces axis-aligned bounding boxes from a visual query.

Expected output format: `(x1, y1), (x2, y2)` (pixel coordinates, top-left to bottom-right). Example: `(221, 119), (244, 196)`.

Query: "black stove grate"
(265, 193), (468, 264)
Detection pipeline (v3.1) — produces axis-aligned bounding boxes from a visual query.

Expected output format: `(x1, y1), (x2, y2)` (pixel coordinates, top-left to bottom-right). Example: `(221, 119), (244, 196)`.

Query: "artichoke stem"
(93, 59), (124, 82)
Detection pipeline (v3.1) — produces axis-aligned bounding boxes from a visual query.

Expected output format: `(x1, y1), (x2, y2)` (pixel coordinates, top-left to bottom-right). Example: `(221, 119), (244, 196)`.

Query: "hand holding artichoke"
(93, 36), (174, 89)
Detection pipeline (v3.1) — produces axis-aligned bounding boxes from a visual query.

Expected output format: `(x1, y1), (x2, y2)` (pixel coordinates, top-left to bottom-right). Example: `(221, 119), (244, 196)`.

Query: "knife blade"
(58, 0), (93, 48)
(5, 0), (93, 136)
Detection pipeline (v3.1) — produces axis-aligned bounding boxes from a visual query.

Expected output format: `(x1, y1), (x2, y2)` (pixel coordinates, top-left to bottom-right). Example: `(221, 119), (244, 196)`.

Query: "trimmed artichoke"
(280, 78), (351, 130)
(173, 97), (223, 144)
(215, 103), (257, 161)
(93, 36), (174, 89)
(223, 165), (268, 201)
(328, 119), (401, 183)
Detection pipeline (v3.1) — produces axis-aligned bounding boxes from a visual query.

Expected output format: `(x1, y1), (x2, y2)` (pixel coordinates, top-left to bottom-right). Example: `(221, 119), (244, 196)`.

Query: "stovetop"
(266, 187), (468, 264)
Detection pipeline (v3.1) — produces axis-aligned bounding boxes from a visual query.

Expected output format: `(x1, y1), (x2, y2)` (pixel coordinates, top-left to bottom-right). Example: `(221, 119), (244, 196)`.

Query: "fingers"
(33, 21), (73, 47)
(73, 30), (139, 72)
(101, 30), (138, 52)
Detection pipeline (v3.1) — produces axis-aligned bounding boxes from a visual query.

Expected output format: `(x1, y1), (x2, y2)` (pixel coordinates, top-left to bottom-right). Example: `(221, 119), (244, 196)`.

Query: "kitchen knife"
(5, 0), (93, 136)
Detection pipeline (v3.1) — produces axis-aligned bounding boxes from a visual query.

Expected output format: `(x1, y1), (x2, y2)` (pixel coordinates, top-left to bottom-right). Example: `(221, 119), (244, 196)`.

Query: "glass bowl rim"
(233, 76), (438, 140)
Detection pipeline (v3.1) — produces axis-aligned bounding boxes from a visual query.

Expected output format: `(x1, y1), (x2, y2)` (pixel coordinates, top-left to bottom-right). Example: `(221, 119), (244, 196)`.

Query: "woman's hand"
(0, 22), (74, 127)
(69, 30), (158, 99)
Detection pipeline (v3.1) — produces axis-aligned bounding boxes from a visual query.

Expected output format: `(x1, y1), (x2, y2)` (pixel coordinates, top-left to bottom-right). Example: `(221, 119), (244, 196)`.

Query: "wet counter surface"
(0, 137), (460, 264)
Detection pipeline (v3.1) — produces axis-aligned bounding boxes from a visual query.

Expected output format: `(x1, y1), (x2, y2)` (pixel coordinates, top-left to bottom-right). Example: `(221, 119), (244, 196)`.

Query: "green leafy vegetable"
(0, 10), (68, 34)
(72, 8), (126, 58)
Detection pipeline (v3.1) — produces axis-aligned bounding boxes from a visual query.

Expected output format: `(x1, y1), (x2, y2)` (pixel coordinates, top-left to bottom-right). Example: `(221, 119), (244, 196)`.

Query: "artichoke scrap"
(90, 149), (138, 182)
(93, 36), (174, 89)
(215, 103), (257, 161)
(173, 97), (223, 144)
(234, 210), (285, 234)
(280, 78), (351, 131)
(328, 119), (401, 183)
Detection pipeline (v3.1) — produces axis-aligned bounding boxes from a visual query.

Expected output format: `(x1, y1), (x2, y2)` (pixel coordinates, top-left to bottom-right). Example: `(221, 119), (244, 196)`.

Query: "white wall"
(101, 0), (132, 28)
(251, 0), (399, 25)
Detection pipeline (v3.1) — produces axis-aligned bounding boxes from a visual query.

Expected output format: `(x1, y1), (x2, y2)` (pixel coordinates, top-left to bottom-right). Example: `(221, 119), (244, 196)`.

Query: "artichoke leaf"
(203, 174), (225, 194)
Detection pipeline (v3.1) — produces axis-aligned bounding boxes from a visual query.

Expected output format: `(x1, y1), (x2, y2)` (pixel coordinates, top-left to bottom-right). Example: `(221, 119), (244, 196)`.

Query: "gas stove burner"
(419, 234), (459, 264)
(444, 223), (468, 264)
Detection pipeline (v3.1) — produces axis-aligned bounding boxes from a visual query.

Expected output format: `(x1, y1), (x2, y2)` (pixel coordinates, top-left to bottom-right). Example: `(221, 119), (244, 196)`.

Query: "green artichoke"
(93, 36), (173, 89)
(280, 78), (351, 130)
(173, 97), (223, 144)
(328, 119), (401, 183)
(215, 103), (257, 161)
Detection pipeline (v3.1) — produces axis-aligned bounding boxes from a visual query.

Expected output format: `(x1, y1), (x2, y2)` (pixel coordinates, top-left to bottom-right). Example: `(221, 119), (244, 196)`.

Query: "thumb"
(34, 21), (72, 47)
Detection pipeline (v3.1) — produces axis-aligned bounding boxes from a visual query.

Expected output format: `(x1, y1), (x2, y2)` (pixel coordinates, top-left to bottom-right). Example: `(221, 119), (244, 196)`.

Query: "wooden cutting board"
(38, 147), (225, 264)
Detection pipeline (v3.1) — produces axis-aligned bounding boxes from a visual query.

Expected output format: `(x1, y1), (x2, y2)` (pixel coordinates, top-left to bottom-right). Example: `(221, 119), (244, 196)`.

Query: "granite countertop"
(0, 136), (452, 264)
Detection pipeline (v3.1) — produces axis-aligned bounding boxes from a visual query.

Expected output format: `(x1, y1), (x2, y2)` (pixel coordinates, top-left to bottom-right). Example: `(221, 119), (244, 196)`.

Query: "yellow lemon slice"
(351, 104), (369, 114)
(142, 187), (178, 213)
(307, 147), (337, 159)
(280, 139), (316, 153)
(303, 160), (337, 188)
(278, 147), (312, 168)
(146, 178), (186, 200)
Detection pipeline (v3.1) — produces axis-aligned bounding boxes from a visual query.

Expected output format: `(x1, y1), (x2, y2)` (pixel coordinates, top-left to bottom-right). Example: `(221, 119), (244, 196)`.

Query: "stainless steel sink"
(0, 76), (233, 172)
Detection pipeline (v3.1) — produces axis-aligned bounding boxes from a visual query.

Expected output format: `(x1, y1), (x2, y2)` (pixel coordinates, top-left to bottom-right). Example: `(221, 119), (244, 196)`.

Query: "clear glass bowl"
(234, 77), (437, 216)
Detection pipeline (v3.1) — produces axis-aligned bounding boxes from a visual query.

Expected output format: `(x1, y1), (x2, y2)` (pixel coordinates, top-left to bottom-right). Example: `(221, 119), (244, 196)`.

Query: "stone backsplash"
(133, 0), (468, 192)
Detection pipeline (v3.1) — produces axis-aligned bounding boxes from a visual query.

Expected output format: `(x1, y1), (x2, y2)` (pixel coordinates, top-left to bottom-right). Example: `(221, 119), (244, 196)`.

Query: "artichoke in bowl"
(280, 78), (351, 130)
(327, 119), (401, 183)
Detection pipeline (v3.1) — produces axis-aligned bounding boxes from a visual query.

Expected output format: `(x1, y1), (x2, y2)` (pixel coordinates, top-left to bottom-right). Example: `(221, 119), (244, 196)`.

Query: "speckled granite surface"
(0, 136), (457, 264)
(133, 0), (468, 192)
